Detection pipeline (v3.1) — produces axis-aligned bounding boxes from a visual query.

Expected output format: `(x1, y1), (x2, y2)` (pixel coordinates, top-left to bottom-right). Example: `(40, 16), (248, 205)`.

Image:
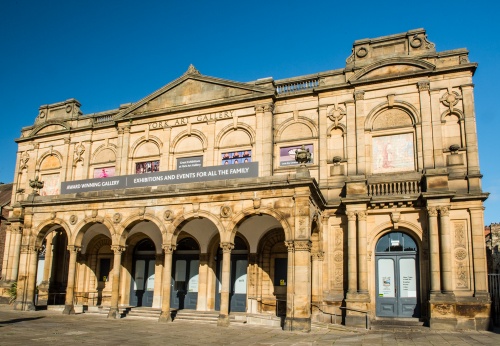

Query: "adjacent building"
(0, 29), (490, 330)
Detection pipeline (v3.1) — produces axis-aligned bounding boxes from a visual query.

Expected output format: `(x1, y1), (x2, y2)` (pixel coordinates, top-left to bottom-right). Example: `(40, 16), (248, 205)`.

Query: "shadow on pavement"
(0, 316), (45, 326)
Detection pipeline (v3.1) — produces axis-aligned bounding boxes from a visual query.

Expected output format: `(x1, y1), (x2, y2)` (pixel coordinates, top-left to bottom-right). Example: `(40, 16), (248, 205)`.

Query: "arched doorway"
(129, 238), (156, 307)
(215, 235), (248, 312)
(171, 237), (200, 310)
(37, 229), (69, 306)
(375, 231), (420, 318)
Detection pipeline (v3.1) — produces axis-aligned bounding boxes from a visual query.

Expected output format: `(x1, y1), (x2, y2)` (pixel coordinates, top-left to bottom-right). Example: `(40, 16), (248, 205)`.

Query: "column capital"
(110, 245), (126, 254)
(67, 245), (82, 253)
(438, 206), (450, 217)
(295, 240), (312, 251)
(346, 211), (357, 221)
(427, 206), (438, 217)
(356, 210), (367, 221)
(460, 83), (475, 90)
(311, 251), (324, 260)
(263, 103), (274, 113)
(417, 80), (430, 92)
(354, 90), (365, 101)
(162, 244), (176, 254)
(220, 242), (234, 253)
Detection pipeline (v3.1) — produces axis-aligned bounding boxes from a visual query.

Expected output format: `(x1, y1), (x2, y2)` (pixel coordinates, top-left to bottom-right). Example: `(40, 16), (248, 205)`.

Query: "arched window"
(376, 232), (417, 253)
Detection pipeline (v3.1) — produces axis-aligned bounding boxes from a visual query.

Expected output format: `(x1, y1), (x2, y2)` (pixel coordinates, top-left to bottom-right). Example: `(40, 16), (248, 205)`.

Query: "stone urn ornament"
(29, 176), (44, 195)
(295, 145), (312, 167)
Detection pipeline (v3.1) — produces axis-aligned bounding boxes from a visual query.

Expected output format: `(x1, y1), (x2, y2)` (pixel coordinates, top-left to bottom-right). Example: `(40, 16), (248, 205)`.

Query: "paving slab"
(0, 307), (499, 345)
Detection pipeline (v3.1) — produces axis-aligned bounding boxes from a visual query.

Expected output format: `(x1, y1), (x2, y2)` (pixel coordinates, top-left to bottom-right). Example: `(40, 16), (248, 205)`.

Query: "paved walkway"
(0, 307), (499, 345)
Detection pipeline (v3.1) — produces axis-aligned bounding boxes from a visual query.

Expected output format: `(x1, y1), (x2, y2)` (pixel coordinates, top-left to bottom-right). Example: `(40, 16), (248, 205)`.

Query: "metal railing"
(489, 274), (500, 327)
(35, 292), (66, 305)
(339, 306), (370, 330)
(311, 303), (342, 325)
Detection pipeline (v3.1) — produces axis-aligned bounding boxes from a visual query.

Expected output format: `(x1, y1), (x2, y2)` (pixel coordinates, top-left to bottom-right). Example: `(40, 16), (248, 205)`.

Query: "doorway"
(375, 231), (420, 318)
(171, 237), (199, 310)
(130, 239), (156, 307)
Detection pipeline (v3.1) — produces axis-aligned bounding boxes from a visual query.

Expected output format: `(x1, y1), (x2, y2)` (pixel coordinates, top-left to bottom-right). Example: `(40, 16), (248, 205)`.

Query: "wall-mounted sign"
(279, 144), (313, 166)
(177, 156), (203, 170)
(61, 162), (259, 194)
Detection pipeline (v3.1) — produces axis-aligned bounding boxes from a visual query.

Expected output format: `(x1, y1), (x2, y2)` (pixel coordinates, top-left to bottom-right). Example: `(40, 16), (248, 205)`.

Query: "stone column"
(354, 90), (366, 175)
(1, 226), (12, 280)
(311, 251), (324, 303)
(217, 242), (233, 327)
(345, 100), (356, 175)
(346, 211), (357, 297)
(159, 244), (175, 322)
(357, 210), (368, 295)
(197, 253), (209, 311)
(247, 253), (259, 314)
(8, 225), (23, 282)
(438, 206), (453, 295)
(430, 89), (445, 167)
(119, 125), (131, 175)
(63, 245), (81, 314)
(108, 245), (125, 319)
(469, 207), (489, 296)
(255, 104), (274, 177)
(284, 240), (312, 332)
(427, 207), (441, 294)
(24, 245), (40, 310)
(418, 81), (433, 169)
(318, 105), (329, 181)
(460, 84), (480, 174)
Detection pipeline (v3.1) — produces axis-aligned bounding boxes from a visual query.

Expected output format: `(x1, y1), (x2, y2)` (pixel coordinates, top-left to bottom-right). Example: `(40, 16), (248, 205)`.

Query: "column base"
(14, 300), (36, 311)
(158, 311), (172, 323)
(428, 295), (490, 330)
(62, 304), (75, 315)
(107, 307), (120, 319)
(284, 317), (311, 332)
(217, 314), (230, 327)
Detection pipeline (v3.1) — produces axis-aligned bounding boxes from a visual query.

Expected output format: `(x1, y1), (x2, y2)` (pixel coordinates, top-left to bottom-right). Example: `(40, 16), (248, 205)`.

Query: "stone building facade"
(0, 29), (490, 331)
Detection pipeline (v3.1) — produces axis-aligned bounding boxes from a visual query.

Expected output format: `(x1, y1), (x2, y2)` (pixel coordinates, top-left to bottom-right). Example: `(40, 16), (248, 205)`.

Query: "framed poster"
(135, 160), (160, 174)
(221, 150), (252, 165)
(279, 144), (313, 166)
(40, 173), (60, 196)
(372, 133), (414, 174)
(93, 166), (115, 178)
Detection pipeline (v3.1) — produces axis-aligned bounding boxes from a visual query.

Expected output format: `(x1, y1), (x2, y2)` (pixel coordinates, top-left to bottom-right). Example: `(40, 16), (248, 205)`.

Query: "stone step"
(370, 318), (426, 330)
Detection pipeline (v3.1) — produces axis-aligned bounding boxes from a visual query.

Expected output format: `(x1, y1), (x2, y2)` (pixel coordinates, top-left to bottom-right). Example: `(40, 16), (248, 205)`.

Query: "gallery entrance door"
(375, 232), (420, 318)
(171, 237), (199, 310)
(130, 239), (156, 307)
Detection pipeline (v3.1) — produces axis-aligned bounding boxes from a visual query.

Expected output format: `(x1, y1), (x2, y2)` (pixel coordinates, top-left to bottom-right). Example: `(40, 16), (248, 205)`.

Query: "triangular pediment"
(115, 66), (274, 119)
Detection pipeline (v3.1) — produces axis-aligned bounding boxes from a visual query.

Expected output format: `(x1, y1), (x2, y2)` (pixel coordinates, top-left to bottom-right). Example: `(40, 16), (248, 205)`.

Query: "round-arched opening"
(376, 231), (417, 253)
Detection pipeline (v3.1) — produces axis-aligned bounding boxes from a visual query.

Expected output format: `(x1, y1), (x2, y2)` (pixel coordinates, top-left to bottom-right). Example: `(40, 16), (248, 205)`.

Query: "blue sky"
(1, 1), (499, 224)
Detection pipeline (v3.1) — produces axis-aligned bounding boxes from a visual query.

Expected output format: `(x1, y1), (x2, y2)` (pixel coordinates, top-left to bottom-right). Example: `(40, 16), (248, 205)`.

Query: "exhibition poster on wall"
(221, 150), (252, 165)
(372, 133), (414, 174)
(93, 166), (115, 178)
(135, 160), (160, 174)
(40, 173), (60, 196)
(279, 144), (313, 166)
